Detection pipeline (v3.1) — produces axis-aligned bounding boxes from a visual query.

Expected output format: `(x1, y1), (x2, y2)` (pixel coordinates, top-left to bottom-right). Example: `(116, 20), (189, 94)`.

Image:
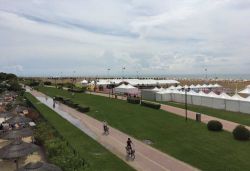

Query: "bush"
(141, 101), (161, 109)
(44, 81), (52, 85)
(127, 97), (140, 104)
(207, 120), (223, 131)
(233, 125), (250, 141)
(68, 87), (86, 93)
(54, 96), (64, 102)
(77, 105), (90, 113)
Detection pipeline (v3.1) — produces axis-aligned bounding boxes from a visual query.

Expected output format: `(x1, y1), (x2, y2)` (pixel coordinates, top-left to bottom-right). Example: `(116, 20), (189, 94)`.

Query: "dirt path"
(29, 89), (198, 171)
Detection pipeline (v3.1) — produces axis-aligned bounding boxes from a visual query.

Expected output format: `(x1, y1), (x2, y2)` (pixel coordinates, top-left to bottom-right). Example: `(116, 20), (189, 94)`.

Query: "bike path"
(29, 89), (198, 171)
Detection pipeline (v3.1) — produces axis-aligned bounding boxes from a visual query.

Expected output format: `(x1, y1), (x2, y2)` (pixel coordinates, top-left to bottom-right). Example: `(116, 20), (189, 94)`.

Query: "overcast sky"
(0, 0), (249, 77)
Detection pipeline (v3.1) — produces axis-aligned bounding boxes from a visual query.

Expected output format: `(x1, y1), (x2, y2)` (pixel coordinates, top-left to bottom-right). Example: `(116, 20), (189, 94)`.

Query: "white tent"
(114, 84), (138, 94)
(80, 80), (88, 85)
(213, 83), (222, 88)
(239, 85), (250, 95)
(176, 85), (183, 90)
(189, 84), (196, 89)
(152, 87), (160, 91)
(225, 95), (240, 112)
(240, 98), (250, 114)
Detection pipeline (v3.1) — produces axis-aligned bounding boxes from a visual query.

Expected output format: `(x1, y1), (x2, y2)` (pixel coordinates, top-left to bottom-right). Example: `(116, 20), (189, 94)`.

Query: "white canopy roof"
(152, 87), (160, 91)
(239, 85), (250, 95)
(208, 91), (219, 97)
(81, 80), (88, 84)
(213, 83), (222, 88)
(231, 94), (245, 100)
(176, 85), (183, 89)
(189, 84), (196, 88)
(218, 92), (231, 99)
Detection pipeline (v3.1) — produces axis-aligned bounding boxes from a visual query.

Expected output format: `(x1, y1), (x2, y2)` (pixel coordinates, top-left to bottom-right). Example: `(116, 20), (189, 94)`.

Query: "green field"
(162, 101), (250, 126)
(36, 86), (250, 171)
(25, 92), (134, 171)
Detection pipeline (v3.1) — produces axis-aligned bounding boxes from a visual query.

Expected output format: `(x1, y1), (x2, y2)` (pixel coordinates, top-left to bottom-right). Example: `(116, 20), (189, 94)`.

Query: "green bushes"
(77, 105), (90, 113)
(141, 100), (161, 109)
(233, 125), (250, 141)
(68, 87), (86, 93)
(127, 97), (140, 104)
(34, 121), (85, 171)
(54, 96), (90, 113)
(207, 120), (223, 131)
(44, 81), (52, 85)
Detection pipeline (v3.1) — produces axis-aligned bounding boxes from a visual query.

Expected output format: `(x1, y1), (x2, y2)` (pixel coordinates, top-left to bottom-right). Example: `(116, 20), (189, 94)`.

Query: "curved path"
(29, 89), (198, 171)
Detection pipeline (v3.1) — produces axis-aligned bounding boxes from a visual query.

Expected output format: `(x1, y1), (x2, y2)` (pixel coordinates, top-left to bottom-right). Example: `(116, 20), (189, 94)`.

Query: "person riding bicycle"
(126, 138), (133, 150)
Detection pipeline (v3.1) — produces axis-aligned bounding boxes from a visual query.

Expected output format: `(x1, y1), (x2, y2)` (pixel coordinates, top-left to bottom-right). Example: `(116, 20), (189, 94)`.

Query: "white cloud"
(0, 0), (249, 76)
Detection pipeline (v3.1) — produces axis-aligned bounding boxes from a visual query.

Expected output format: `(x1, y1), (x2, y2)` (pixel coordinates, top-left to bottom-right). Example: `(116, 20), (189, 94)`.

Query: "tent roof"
(239, 87), (250, 95)
(208, 91), (219, 97)
(17, 162), (62, 171)
(231, 94), (245, 100)
(0, 140), (39, 159)
(189, 84), (196, 88)
(80, 80), (88, 84)
(218, 92), (231, 99)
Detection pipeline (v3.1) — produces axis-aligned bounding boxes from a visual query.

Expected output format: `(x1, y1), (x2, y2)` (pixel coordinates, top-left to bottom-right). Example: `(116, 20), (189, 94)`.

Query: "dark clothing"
(127, 139), (132, 148)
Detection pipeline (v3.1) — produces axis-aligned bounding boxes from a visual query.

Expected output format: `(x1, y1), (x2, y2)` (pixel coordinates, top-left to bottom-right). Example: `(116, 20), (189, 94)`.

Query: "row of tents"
(81, 79), (179, 86)
(152, 83), (222, 91)
(141, 85), (250, 114)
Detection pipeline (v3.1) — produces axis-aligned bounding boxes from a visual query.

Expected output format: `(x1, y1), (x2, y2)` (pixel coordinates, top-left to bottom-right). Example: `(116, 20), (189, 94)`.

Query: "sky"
(0, 0), (250, 77)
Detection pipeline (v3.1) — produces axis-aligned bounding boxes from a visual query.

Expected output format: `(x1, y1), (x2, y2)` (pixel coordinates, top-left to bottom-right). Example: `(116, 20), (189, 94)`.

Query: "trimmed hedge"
(77, 105), (90, 113)
(233, 125), (250, 141)
(68, 88), (85, 93)
(127, 97), (140, 104)
(207, 120), (223, 131)
(141, 100), (161, 109)
(54, 96), (89, 113)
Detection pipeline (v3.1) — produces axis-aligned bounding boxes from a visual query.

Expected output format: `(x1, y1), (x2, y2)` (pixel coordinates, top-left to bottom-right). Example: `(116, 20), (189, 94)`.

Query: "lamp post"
(122, 67), (125, 80)
(205, 68), (207, 80)
(183, 87), (189, 122)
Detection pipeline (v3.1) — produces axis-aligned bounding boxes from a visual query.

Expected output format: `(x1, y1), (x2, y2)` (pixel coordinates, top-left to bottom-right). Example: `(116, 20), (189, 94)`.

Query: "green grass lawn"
(37, 86), (250, 171)
(25, 92), (134, 171)
(161, 101), (250, 126)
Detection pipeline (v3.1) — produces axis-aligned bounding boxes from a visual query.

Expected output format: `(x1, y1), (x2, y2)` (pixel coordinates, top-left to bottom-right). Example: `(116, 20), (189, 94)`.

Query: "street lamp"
(182, 87), (190, 122)
(122, 67), (126, 79)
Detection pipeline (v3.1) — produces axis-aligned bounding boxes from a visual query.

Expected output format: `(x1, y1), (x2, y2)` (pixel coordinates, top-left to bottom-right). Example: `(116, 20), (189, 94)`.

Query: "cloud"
(0, 0), (249, 76)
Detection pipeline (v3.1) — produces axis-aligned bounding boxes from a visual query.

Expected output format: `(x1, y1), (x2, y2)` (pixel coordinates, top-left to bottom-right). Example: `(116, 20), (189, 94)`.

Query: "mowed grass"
(162, 101), (250, 126)
(25, 92), (134, 171)
(38, 87), (250, 171)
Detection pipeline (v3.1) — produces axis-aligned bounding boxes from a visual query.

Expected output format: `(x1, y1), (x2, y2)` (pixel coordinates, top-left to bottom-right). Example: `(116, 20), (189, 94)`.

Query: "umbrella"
(0, 140), (39, 169)
(17, 161), (62, 171)
(0, 128), (33, 140)
(0, 112), (15, 119)
(5, 116), (31, 125)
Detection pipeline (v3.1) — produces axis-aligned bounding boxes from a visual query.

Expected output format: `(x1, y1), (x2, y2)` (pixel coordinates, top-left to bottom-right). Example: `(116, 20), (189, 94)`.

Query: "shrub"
(77, 105), (90, 113)
(207, 120), (223, 131)
(54, 96), (64, 102)
(44, 81), (52, 85)
(141, 101), (161, 109)
(233, 125), (250, 141)
(68, 87), (86, 93)
(127, 97), (140, 104)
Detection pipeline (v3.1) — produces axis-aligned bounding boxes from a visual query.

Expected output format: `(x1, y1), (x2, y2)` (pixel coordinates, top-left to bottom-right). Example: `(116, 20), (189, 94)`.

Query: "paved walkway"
(86, 91), (250, 132)
(29, 89), (198, 171)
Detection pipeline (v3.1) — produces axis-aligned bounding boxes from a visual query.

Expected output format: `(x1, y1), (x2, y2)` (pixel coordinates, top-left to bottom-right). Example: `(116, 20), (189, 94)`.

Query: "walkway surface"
(28, 89), (198, 171)
(87, 91), (250, 132)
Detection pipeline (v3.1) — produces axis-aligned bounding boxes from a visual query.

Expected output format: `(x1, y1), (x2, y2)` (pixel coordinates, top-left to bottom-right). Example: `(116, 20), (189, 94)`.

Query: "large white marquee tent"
(153, 87), (250, 114)
(114, 84), (139, 95)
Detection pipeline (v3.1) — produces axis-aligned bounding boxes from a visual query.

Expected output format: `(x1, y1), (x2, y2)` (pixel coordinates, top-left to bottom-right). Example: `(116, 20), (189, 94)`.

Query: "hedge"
(54, 96), (90, 113)
(77, 105), (90, 113)
(141, 100), (161, 109)
(127, 97), (140, 104)
(68, 88), (85, 93)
